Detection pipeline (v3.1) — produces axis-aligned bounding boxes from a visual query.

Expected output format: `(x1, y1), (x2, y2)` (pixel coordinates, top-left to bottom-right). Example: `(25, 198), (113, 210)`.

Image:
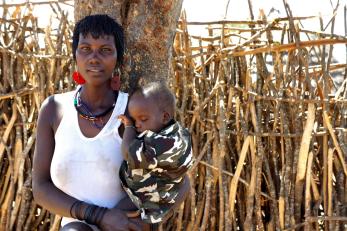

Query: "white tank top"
(50, 89), (128, 227)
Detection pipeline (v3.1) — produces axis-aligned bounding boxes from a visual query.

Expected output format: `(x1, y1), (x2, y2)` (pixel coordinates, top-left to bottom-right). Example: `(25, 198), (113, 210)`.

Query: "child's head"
(128, 82), (175, 133)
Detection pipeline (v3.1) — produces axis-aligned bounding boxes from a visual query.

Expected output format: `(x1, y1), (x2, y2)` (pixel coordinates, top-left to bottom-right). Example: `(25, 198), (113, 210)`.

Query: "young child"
(118, 82), (194, 224)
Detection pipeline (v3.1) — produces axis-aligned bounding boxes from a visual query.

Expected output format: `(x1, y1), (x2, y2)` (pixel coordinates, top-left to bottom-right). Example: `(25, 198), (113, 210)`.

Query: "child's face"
(128, 94), (167, 133)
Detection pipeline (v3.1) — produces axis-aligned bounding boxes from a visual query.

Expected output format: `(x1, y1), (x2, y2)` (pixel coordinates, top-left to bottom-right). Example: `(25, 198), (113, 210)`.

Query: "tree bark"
(74, 0), (183, 89)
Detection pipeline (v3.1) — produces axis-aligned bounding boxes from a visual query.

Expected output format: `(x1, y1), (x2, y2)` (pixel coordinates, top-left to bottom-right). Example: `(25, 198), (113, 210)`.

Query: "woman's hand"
(129, 217), (151, 231)
(98, 207), (142, 231)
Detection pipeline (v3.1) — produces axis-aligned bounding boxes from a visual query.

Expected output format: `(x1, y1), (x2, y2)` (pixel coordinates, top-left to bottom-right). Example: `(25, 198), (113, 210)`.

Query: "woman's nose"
(88, 50), (100, 63)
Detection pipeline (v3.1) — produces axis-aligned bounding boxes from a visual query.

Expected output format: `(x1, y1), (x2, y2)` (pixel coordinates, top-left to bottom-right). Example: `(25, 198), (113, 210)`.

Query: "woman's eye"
(101, 47), (112, 53)
(79, 47), (90, 52)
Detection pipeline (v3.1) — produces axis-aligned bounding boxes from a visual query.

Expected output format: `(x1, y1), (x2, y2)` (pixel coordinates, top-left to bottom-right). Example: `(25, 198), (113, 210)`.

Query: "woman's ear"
(162, 111), (171, 124)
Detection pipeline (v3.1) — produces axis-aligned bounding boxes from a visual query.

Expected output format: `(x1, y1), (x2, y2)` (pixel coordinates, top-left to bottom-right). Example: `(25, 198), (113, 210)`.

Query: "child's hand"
(118, 114), (134, 126)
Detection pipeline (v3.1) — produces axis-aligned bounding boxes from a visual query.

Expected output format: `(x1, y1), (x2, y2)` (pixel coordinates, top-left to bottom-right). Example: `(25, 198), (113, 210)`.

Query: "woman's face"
(75, 33), (117, 86)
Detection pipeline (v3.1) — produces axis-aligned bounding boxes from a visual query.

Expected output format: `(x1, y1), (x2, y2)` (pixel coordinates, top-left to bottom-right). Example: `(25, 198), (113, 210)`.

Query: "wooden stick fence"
(169, 4), (347, 231)
(0, 2), (72, 230)
(1, 1), (347, 230)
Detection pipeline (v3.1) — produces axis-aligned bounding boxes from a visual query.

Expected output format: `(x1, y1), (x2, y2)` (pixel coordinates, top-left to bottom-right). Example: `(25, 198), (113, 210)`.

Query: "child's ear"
(162, 111), (171, 124)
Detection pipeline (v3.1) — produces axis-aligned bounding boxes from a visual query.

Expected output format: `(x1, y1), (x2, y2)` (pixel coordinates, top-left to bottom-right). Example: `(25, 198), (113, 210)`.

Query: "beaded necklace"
(74, 87), (118, 129)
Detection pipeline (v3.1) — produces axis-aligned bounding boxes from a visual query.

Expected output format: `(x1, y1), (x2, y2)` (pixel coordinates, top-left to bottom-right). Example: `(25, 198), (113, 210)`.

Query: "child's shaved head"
(131, 82), (176, 118)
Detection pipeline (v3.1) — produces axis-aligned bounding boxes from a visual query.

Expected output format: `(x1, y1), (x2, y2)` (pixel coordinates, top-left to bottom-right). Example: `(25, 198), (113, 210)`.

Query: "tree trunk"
(74, 0), (183, 89)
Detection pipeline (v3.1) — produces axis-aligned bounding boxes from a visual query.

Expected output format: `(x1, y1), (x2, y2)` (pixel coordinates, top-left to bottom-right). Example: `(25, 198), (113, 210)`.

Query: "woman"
(32, 14), (189, 231)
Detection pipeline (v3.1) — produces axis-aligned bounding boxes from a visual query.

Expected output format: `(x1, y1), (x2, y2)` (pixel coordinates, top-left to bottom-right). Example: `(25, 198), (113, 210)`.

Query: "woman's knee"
(60, 221), (94, 231)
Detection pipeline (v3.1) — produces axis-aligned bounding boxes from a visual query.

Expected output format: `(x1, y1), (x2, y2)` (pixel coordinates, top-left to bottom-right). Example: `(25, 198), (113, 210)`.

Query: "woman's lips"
(87, 69), (103, 73)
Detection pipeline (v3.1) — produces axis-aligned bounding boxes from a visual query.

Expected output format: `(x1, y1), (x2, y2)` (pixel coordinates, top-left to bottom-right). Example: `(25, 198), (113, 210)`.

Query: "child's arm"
(118, 114), (137, 160)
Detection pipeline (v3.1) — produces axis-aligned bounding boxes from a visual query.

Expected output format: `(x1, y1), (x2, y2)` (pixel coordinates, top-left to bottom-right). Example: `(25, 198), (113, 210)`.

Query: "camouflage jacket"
(119, 120), (194, 223)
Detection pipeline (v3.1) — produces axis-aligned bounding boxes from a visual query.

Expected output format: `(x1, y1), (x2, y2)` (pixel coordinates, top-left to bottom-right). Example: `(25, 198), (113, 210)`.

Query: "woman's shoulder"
(54, 90), (75, 104)
(39, 90), (75, 130)
(40, 91), (74, 110)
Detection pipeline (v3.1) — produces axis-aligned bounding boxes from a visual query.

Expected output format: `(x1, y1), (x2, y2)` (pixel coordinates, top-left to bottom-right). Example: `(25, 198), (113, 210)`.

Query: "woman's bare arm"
(32, 95), (77, 217)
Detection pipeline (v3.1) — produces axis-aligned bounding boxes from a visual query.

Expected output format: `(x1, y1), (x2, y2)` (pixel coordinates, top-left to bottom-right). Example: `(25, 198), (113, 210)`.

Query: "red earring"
(72, 71), (86, 84)
(110, 74), (120, 91)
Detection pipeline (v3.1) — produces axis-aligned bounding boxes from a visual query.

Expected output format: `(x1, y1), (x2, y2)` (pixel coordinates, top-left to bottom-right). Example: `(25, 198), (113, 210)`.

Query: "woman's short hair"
(72, 14), (124, 66)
